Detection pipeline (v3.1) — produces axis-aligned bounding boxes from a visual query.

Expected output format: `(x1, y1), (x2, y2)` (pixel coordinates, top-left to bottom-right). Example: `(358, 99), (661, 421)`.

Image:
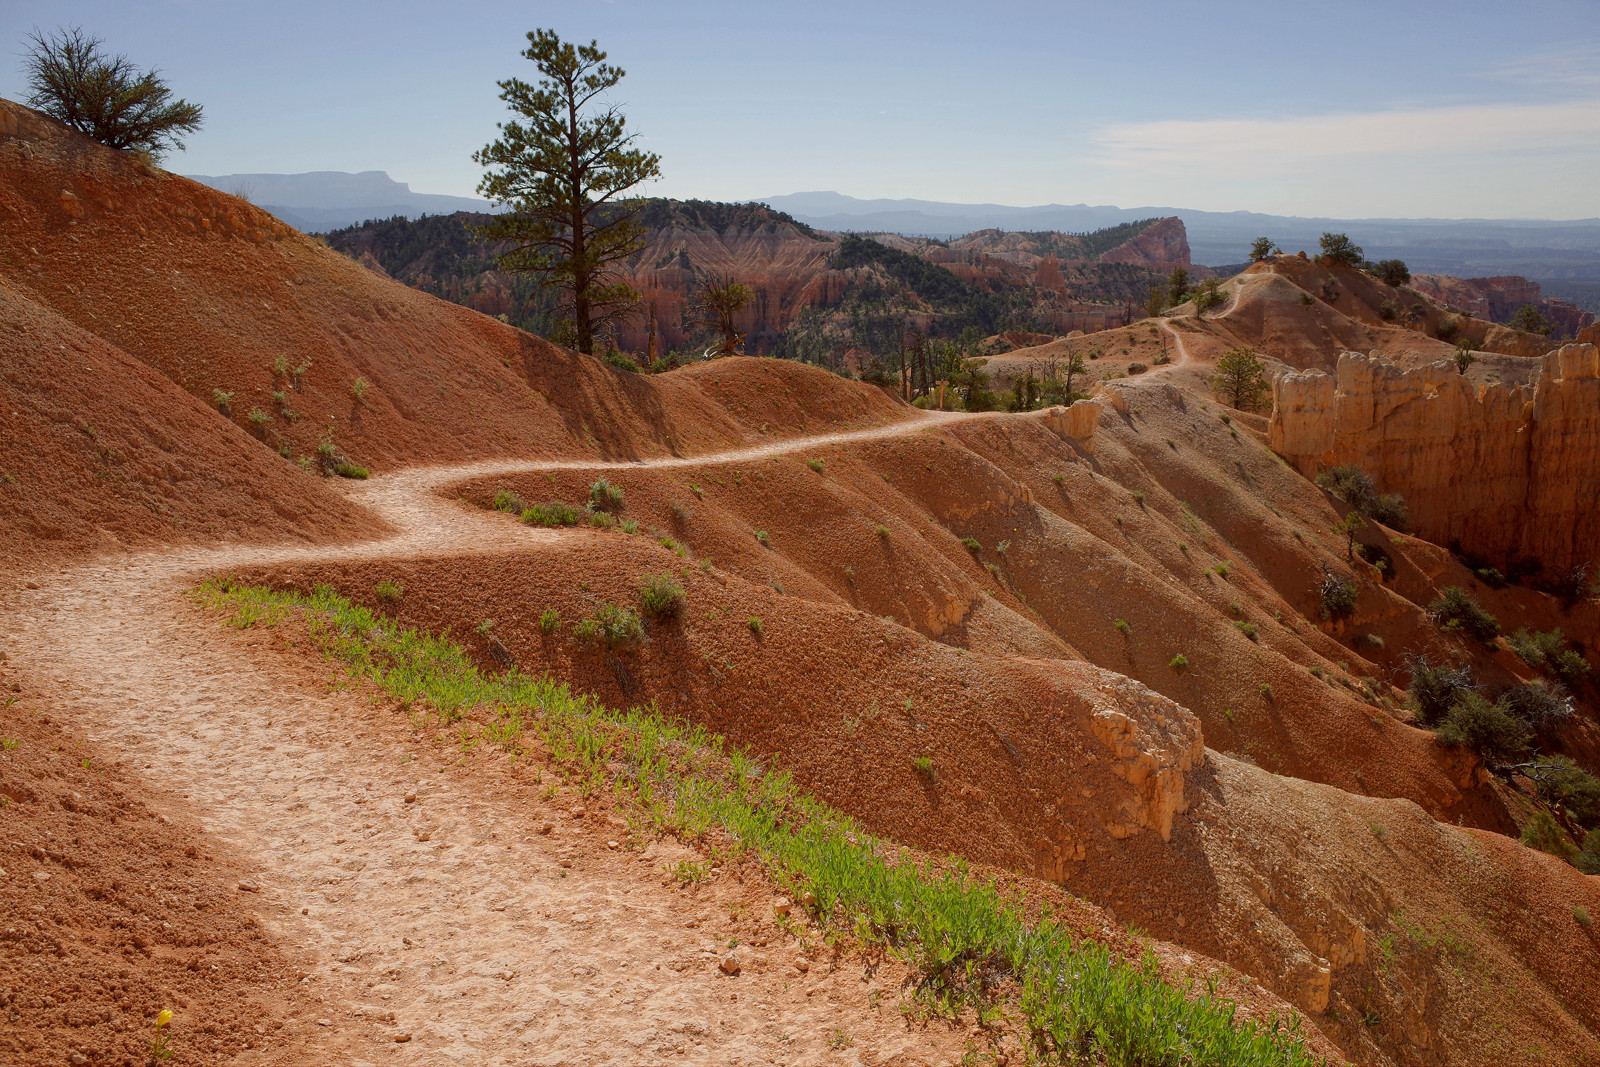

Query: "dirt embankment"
(0, 98), (909, 572)
(225, 363), (1600, 1063)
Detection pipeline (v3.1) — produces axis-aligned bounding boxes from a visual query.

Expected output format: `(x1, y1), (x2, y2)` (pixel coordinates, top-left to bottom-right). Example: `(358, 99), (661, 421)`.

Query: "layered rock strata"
(1269, 344), (1600, 572)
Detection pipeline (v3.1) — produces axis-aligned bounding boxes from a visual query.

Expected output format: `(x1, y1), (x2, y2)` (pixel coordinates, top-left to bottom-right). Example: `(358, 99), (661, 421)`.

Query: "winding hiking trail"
(4, 409), (1008, 1067)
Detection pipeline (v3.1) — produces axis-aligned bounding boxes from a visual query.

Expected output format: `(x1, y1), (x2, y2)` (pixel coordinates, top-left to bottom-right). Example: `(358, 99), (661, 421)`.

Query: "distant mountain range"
(183, 174), (1600, 298)
(184, 171), (503, 233)
(761, 192), (1600, 285)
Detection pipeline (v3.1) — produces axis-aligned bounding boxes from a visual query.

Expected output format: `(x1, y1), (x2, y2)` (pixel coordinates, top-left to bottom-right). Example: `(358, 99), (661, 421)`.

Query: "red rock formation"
(1100, 216), (1191, 274)
(1269, 344), (1600, 571)
(1412, 274), (1594, 339)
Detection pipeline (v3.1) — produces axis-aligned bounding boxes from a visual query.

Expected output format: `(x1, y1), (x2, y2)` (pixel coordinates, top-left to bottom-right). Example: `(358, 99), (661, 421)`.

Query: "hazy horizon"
(5, 1), (1598, 219)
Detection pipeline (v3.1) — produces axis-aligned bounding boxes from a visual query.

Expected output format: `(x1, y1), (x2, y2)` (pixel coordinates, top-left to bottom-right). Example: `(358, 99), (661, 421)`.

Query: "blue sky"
(3, 0), (1598, 218)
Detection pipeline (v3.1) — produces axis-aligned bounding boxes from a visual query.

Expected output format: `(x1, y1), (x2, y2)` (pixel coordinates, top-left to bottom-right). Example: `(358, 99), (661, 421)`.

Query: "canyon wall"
(1412, 274), (1595, 339)
(1269, 344), (1600, 572)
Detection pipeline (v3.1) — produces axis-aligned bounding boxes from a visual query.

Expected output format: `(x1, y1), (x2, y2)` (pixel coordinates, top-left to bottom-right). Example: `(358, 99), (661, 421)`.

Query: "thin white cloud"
(1091, 99), (1600, 172)
(1485, 43), (1600, 90)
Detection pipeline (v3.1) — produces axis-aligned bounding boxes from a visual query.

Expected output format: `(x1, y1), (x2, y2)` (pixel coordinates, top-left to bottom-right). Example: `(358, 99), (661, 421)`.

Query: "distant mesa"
(185, 170), (501, 232)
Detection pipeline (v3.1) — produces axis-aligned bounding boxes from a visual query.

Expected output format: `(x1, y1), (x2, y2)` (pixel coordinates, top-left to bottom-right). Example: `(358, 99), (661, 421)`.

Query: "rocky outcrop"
(1269, 344), (1600, 571)
(1412, 274), (1595, 339)
(1081, 672), (1205, 841)
(1100, 216), (1191, 274)
(1043, 399), (1104, 447)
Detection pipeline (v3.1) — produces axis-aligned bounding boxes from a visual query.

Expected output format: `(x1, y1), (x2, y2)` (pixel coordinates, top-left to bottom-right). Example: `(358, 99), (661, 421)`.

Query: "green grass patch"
(192, 578), (1317, 1067)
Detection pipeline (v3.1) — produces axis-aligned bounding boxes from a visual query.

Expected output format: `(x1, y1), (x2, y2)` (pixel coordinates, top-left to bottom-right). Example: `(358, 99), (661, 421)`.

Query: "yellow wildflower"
(156, 1009), (173, 1028)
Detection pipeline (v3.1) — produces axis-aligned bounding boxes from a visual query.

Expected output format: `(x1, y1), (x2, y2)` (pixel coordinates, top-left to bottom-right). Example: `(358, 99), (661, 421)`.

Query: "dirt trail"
(3, 409), (999, 1066)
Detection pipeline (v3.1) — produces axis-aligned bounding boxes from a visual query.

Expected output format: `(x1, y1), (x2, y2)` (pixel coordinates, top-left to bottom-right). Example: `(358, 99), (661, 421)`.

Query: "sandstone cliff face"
(1100, 216), (1191, 274)
(1411, 273), (1595, 339)
(1269, 344), (1600, 572)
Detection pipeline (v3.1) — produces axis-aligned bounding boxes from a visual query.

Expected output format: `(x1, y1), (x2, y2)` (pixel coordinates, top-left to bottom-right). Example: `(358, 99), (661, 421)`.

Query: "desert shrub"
(1314, 464), (1408, 531)
(1127, 362), (1148, 375)
(213, 389), (234, 412)
(1509, 628), (1591, 686)
(538, 608), (561, 634)
(589, 477), (625, 512)
(1405, 655), (1476, 725)
(1579, 829), (1600, 874)
(1510, 304), (1552, 335)
(522, 502), (584, 526)
(1233, 620), (1259, 642)
(374, 579), (404, 603)
(1299, 292), (1315, 307)
(961, 537), (981, 553)
(1528, 756), (1600, 826)
(1520, 810), (1578, 863)
(747, 615), (764, 637)
(912, 755), (936, 778)
(1192, 278), (1225, 314)
(600, 348), (640, 372)
(1377, 300), (1398, 321)
(1502, 681), (1574, 731)
(1318, 232), (1364, 267)
(1434, 317), (1460, 342)
(587, 510), (616, 529)
(1371, 259), (1411, 287)
(493, 489), (526, 514)
(806, 458), (825, 473)
(580, 602), (643, 648)
(754, 529), (771, 547)
(1168, 654), (1189, 672)
(1429, 586), (1499, 642)
(351, 376), (370, 401)
(1317, 570), (1359, 621)
(247, 406), (270, 426)
(23, 27), (204, 156)
(1367, 494), (1408, 531)
(637, 574), (686, 618)
(1436, 691), (1530, 763)
(334, 461), (369, 479)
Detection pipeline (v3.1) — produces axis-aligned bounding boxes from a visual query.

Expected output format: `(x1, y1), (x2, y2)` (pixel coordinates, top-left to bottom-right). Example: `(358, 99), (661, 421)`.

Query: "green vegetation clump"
(192, 577), (1321, 1067)
(637, 574), (686, 618)
(589, 477), (625, 512)
(1502, 680), (1574, 731)
(1317, 570), (1359, 621)
(521, 502), (584, 526)
(1168, 654), (1189, 672)
(1209, 347), (1269, 412)
(1429, 586), (1499, 642)
(1520, 810), (1577, 863)
(912, 755), (936, 778)
(1317, 232), (1364, 267)
(23, 27), (204, 157)
(538, 608), (561, 634)
(1435, 691), (1530, 763)
(374, 579), (404, 603)
(1526, 756), (1600, 826)
(576, 602), (643, 648)
(334, 461), (369, 479)
(1507, 628), (1591, 686)
(1404, 655), (1475, 725)
(493, 488), (526, 514)
(961, 537), (982, 553)
(1314, 464), (1408, 531)
(806, 458), (825, 473)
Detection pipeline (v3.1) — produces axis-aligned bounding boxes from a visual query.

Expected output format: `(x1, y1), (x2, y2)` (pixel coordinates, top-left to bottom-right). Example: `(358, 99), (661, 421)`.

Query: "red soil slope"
(0, 99), (905, 568)
(0, 283), (374, 572)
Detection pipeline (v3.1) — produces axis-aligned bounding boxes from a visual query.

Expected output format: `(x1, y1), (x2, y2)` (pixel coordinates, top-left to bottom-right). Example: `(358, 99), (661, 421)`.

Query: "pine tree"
(474, 30), (662, 355)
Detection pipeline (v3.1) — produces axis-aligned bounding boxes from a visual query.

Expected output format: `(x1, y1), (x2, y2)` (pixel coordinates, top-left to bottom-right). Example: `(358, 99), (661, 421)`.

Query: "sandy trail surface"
(4, 410), (996, 1066)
